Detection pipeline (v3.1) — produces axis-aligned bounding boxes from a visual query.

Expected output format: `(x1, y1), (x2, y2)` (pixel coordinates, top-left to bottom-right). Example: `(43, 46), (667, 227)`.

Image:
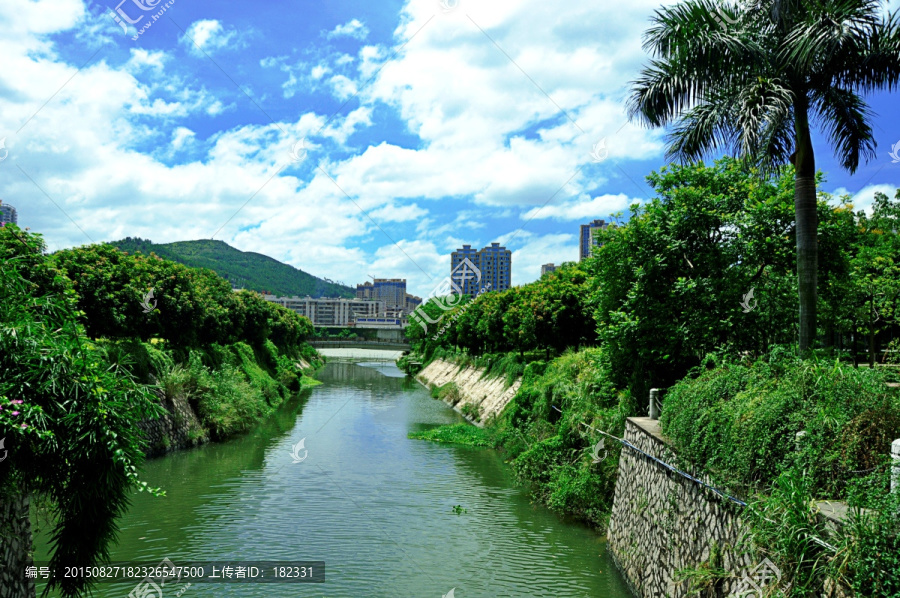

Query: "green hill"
(108, 238), (356, 298)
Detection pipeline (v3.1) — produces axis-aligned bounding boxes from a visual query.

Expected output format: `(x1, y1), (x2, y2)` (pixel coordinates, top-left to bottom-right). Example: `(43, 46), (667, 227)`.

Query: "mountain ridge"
(108, 238), (356, 298)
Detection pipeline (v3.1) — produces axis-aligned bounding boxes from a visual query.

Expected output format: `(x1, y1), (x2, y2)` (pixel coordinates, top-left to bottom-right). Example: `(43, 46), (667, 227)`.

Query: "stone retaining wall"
(608, 417), (852, 598)
(608, 417), (753, 597)
(138, 393), (209, 458)
(416, 359), (521, 425)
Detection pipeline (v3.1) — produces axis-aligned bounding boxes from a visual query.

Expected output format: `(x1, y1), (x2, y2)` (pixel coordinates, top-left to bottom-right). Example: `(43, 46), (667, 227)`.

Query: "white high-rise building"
(0, 200), (17, 227)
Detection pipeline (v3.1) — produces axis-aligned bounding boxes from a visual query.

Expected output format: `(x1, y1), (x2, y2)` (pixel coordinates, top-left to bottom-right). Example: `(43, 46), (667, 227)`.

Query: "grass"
(430, 381), (462, 405)
(408, 423), (495, 447)
(299, 376), (323, 389)
(660, 351), (900, 499)
(661, 351), (900, 596)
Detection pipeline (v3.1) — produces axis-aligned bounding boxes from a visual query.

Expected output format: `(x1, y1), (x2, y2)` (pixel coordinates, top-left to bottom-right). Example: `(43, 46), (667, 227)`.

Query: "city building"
(356, 279), (406, 309)
(541, 263), (558, 276)
(263, 296), (384, 327)
(405, 294), (422, 313)
(355, 317), (404, 329)
(478, 242), (512, 293)
(356, 278), (422, 318)
(451, 242), (511, 296)
(450, 245), (481, 296)
(0, 200), (17, 227)
(579, 219), (608, 261)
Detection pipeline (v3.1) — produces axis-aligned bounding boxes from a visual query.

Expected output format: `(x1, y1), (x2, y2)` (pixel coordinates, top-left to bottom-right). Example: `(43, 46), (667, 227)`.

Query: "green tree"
(628, 0), (900, 352)
(848, 191), (900, 364)
(528, 264), (594, 354)
(0, 232), (160, 598)
(476, 291), (513, 354)
(587, 160), (801, 398)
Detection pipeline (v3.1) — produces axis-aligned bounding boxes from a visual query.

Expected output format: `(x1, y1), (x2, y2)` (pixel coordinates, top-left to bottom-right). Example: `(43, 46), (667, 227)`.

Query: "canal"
(35, 356), (632, 597)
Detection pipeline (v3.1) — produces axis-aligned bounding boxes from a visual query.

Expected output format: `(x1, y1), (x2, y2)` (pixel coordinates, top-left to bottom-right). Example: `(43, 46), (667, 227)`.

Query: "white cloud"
(308, 0), (668, 215)
(322, 106), (373, 144)
(0, 0), (708, 300)
(127, 48), (169, 72)
(328, 74), (358, 100)
(522, 192), (642, 221)
(180, 19), (240, 56)
(829, 184), (899, 213)
(326, 19), (369, 40)
(505, 233), (578, 287)
(368, 202), (428, 223)
(171, 127), (195, 151)
(0, 0), (84, 39)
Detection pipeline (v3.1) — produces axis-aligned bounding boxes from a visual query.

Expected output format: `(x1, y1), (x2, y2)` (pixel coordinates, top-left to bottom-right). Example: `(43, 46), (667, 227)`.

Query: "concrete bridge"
(310, 339), (411, 351)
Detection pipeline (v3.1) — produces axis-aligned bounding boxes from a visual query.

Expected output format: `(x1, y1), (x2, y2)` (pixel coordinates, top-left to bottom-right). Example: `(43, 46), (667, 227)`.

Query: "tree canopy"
(408, 159), (900, 398)
(628, 0), (900, 351)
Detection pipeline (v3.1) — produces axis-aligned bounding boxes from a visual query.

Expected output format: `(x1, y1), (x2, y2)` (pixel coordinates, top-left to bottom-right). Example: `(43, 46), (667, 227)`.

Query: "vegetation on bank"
(409, 349), (631, 528)
(1, 229), (159, 598)
(409, 423), (494, 447)
(404, 160), (900, 595)
(664, 353), (900, 595)
(410, 160), (900, 401)
(661, 352), (900, 499)
(312, 326), (380, 340)
(0, 225), (321, 597)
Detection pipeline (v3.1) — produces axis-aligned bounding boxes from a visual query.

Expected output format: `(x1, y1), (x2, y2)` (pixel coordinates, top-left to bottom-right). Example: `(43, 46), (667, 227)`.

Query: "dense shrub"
(496, 349), (632, 527)
(740, 467), (900, 598)
(660, 352), (900, 499)
(155, 353), (271, 440)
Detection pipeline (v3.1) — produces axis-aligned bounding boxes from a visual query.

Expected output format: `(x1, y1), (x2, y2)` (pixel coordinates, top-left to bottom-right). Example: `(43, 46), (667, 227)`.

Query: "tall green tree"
(628, 0), (900, 352)
(587, 160), (800, 398)
(0, 228), (161, 598)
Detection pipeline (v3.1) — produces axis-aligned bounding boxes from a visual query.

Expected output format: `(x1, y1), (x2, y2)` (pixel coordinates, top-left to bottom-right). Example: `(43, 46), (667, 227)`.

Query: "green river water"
(35, 357), (632, 597)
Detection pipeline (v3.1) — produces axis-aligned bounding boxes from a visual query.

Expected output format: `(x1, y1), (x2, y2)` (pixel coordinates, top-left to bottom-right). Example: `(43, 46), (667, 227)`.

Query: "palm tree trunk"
(794, 98), (818, 354)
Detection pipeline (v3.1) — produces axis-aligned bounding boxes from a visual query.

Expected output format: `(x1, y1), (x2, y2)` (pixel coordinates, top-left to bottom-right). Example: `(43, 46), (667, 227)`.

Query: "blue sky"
(1, 0), (899, 298)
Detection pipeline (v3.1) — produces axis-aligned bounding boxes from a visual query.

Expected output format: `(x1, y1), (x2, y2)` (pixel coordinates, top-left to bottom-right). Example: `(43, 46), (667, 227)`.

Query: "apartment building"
(264, 296), (384, 326)
(579, 219), (608, 261)
(450, 242), (511, 296)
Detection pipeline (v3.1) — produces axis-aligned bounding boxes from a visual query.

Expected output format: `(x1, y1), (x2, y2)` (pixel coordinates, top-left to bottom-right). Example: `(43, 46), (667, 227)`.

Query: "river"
(35, 355), (632, 597)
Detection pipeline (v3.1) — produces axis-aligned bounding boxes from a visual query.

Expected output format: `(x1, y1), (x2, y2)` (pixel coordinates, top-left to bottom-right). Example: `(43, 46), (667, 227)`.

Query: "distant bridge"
(310, 339), (411, 351)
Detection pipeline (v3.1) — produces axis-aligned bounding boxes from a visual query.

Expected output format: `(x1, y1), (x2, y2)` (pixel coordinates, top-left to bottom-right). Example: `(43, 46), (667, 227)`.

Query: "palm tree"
(628, 0), (900, 352)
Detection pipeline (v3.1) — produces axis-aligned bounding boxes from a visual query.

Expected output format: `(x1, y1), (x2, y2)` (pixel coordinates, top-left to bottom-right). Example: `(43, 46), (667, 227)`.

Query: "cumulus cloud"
(171, 126), (195, 150)
(311, 0), (668, 217)
(500, 232), (578, 287)
(180, 19), (240, 56)
(828, 184), (899, 213)
(13, 0), (897, 299)
(326, 19), (369, 40)
(521, 192), (642, 222)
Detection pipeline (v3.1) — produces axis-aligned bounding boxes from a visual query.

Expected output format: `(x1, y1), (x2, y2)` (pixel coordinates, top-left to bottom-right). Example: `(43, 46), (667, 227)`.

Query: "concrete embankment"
(415, 358), (521, 425)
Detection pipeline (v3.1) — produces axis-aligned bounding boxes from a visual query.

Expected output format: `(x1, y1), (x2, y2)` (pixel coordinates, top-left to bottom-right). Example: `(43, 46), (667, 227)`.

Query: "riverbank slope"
(416, 358), (521, 425)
